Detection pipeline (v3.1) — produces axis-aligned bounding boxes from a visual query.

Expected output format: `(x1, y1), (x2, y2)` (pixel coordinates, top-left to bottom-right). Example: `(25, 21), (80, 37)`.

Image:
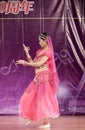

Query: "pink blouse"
(34, 48), (52, 70)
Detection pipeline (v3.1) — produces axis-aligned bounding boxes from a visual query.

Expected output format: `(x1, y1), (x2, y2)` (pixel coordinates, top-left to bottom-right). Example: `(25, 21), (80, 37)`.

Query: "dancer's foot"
(39, 123), (50, 128)
(25, 120), (32, 126)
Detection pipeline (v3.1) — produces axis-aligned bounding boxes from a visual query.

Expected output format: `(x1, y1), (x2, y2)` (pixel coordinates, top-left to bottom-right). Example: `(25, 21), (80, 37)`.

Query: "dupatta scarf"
(46, 36), (59, 95)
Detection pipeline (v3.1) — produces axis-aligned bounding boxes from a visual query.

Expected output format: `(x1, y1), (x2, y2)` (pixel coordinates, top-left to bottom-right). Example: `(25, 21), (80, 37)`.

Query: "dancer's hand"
(16, 59), (26, 65)
(23, 44), (32, 61)
(23, 44), (30, 53)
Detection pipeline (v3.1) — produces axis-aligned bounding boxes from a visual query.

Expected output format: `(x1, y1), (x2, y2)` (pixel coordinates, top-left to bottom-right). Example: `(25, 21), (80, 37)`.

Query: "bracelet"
(23, 61), (25, 65)
(27, 56), (32, 61)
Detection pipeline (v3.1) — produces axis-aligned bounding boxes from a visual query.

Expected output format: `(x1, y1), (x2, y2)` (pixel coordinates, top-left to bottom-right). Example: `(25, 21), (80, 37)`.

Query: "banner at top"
(0, 0), (34, 15)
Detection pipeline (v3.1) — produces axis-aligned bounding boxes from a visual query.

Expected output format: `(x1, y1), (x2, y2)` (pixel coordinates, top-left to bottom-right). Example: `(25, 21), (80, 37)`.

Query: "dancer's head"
(38, 32), (48, 48)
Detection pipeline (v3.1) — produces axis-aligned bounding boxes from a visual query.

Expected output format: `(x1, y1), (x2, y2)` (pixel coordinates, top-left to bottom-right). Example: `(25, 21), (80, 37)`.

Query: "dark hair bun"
(42, 32), (48, 36)
(39, 32), (48, 40)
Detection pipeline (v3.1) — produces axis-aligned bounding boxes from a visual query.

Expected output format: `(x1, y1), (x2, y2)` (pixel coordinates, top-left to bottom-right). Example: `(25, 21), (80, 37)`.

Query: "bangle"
(23, 61), (25, 65)
(27, 56), (31, 61)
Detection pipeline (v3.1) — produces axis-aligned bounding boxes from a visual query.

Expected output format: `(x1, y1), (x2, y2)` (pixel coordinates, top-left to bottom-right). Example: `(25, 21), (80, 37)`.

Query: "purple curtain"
(0, 0), (85, 114)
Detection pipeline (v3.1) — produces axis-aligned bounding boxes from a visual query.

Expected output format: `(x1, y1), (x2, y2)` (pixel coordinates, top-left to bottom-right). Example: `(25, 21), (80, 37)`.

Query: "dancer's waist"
(34, 69), (50, 83)
(35, 66), (49, 73)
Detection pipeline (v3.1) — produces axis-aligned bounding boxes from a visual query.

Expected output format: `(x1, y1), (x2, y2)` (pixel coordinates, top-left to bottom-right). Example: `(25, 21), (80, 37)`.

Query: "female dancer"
(16, 33), (60, 128)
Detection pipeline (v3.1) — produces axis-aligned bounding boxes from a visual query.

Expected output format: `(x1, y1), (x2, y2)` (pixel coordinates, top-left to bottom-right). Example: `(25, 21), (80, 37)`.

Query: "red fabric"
(46, 36), (59, 94)
(19, 71), (59, 121)
(19, 36), (60, 121)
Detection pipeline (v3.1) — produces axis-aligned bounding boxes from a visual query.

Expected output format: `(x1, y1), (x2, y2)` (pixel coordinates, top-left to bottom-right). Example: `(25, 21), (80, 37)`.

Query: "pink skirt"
(19, 70), (59, 121)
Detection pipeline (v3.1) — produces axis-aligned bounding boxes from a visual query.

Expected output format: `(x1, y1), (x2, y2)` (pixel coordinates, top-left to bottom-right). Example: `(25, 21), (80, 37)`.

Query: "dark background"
(0, 0), (85, 115)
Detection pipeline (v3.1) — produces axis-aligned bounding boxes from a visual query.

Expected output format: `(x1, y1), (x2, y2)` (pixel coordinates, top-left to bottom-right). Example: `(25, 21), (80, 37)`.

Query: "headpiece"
(39, 32), (48, 40)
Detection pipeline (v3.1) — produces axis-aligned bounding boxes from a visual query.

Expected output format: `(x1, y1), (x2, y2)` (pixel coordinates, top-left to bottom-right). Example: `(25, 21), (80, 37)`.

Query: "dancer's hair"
(39, 32), (48, 40)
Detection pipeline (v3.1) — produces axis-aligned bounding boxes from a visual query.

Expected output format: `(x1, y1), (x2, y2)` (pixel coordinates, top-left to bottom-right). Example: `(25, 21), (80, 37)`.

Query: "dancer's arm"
(16, 56), (48, 67)
(23, 44), (33, 62)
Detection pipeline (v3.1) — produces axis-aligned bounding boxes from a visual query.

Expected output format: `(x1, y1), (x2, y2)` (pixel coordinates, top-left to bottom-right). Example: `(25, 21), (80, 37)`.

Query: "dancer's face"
(38, 37), (47, 48)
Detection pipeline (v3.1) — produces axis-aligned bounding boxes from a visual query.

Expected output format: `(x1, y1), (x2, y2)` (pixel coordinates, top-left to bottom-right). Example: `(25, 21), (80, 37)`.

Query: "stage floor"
(0, 115), (85, 130)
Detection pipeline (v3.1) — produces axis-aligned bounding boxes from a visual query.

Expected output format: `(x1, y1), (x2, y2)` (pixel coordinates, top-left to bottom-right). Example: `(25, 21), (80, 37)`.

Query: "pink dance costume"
(19, 37), (60, 121)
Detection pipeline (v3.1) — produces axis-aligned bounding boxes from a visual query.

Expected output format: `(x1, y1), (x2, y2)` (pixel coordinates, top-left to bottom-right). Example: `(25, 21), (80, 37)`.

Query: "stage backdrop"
(0, 0), (85, 114)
